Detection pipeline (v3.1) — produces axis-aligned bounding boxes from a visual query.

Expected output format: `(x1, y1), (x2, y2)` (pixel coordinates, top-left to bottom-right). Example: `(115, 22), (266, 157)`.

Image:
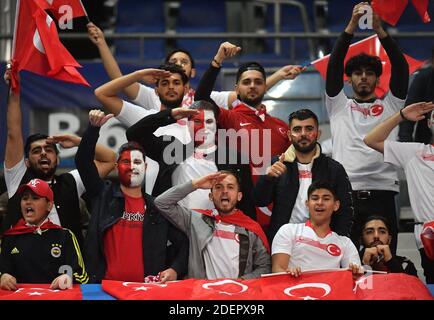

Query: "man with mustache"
(253, 109), (353, 244)
(2, 69), (116, 247)
(360, 215), (417, 276)
(364, 101), (434, 283)
(126, 101), (256, 218)
(155, 172), (270, 279)
(325, 3), (409, 253)
(75, 110), (188, 283)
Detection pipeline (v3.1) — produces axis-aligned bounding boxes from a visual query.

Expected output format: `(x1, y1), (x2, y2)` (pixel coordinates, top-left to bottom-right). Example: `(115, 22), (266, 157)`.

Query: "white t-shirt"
(172, 148), (218, 210)
(203, 221), (240, 279)
(4, 158), (85, 226)
(384, 141), (434, 249)
(272, 221), (361, 271)
(290, 162), (313, 223)
(133, 84), (231, 110)
(325, 90), (404, 192)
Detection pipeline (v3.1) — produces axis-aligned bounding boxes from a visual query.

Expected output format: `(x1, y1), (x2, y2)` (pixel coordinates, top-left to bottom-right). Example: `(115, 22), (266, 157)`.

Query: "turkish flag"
(371, 0), (430, 26)
(10, 0), (89, 92)
(312, 35), (425, 98)
(35, 0), (88, 21)
(355, 273), (433, 300)
(0, 284), (82, 300)
(103, 270), (355, 300)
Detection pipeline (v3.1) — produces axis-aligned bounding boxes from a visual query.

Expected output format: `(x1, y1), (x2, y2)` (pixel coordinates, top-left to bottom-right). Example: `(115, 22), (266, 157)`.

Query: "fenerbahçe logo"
(369, 104), (384, 117)
(51, 244), (62, 258)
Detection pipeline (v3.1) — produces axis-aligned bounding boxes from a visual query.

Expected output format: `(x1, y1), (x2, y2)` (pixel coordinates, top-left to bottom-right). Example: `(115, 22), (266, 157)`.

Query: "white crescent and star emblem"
(284, 282), (331, 300)
(202, 279), (248, 295)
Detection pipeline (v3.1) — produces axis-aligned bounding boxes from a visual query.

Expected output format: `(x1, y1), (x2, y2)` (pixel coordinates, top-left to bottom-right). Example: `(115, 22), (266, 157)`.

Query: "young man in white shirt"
(325, 3), (409, 253)
(272, 181), (362, 278)
(364, 101), (434, 283)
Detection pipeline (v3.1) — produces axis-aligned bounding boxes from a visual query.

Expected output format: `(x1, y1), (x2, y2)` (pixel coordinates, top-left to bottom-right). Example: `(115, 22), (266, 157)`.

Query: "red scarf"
(195, 208), (270, 253)
(3, 218), (62, 236)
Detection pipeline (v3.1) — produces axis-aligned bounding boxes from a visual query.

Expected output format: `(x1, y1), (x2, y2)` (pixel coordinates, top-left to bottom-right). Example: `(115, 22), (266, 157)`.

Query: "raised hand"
(277, 65), (306, 80)
(47, 134), (81, 149)
(87, 22), (105, 46)
(401, 102), (434, 122)
(171, 108), (199, 120)
(138, 68), (172, 85)
(345, 2), (370, 34)
(213, 41), (242, 65)
(88, 109), (114, 127)
(266, 154), (287, 178)
(192, 172), (228, 190)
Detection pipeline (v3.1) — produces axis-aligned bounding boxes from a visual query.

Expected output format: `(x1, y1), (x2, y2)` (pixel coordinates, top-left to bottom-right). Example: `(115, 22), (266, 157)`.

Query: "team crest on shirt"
(51, 244), (62, 258)
(351, 103), (384, 118)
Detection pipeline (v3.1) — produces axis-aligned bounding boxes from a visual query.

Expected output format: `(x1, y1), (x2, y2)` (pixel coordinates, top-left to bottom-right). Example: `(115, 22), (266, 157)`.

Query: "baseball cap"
(17, 179), (54, 202)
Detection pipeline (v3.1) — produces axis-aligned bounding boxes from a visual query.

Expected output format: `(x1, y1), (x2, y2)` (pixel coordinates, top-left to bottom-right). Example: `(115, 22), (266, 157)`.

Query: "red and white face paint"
(190, 110), (217, 148)
(117, 150), (146, 187)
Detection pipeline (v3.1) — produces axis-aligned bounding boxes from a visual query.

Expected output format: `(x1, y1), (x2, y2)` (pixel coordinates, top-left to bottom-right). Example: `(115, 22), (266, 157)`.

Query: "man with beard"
(253, 109), (353, 243)
(359, 215), (417, 276)
(126, 101), (256, 219)
(75, 110), (188, 283)
(364, 101), (434, 283)
(325, 3), (409, 253)
(155, 171), (270, 279)
(2, 69), (116, 247)
(88, 22), (300, 112)
(95, 63), (190, 195)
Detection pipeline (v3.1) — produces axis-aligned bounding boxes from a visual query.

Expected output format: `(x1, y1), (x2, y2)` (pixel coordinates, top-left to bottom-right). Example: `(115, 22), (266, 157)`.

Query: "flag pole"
(79, 0), (90, 23)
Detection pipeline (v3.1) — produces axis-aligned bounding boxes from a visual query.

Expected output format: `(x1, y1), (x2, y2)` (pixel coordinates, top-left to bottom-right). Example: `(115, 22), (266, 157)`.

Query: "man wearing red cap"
(0, 179), (88, 290)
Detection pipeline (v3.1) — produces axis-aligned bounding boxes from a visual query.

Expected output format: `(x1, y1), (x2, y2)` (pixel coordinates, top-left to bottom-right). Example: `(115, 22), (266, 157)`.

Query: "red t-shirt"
(104, 194), (146, 282)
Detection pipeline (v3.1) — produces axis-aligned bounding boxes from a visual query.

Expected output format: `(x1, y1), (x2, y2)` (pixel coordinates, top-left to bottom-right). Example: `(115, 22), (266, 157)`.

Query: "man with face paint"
(253, 109), (353, 244)
(2, 69), (117, 248)
(359, 215), (417, 276)
(325, 3), (409, 254)
(126, 101), (256, 218)
(364, 101), (434, 283)
(155, 171), (271, 279)
(75, 110), (188, 284)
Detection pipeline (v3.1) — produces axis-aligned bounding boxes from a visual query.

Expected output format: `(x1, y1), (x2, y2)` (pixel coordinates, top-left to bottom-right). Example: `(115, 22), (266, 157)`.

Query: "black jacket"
(359, 249), (418, 276)
(126, 109), (257, 219)
(252, 146), (353, 243)
(76, 125), (188, 283)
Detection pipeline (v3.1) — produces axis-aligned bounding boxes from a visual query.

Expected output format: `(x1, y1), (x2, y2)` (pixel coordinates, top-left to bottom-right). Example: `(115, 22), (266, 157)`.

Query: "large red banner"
(0, 284), (82, 300)
(102, 271), (433, 300)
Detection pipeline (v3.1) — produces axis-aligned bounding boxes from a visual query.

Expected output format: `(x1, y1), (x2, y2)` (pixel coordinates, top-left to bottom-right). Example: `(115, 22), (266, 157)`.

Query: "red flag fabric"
(410, 0), (431, 23)
(354, 273), (433, 300)
(312, 35), (425, 98)
(371, 0), (431, 26)
(0, 284), (82, 300)
(371, 0), (408, 26)
(102, 271), (433, 300)
(11, 0), (89, 92)
(3, 218), (62, 236)
(194, 209), (270, 253)
(36, 0), (88, 21)
(103, 270), (348, 300)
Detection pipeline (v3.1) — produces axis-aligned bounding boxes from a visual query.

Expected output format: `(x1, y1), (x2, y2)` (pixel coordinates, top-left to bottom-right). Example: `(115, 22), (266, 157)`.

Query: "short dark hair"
(362, 215), (391, 233)
(236, 62), (266, 83)
(344, 53), (383, 77)
(165, 49), (195, 68)
(24, 134), (59, 158)
(117, 141), (146, 161)
(189, 100), (220, 119)
(307, 181), (338, 200)
(157, 63), (189, 85)
(288, 109), (319, 127)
